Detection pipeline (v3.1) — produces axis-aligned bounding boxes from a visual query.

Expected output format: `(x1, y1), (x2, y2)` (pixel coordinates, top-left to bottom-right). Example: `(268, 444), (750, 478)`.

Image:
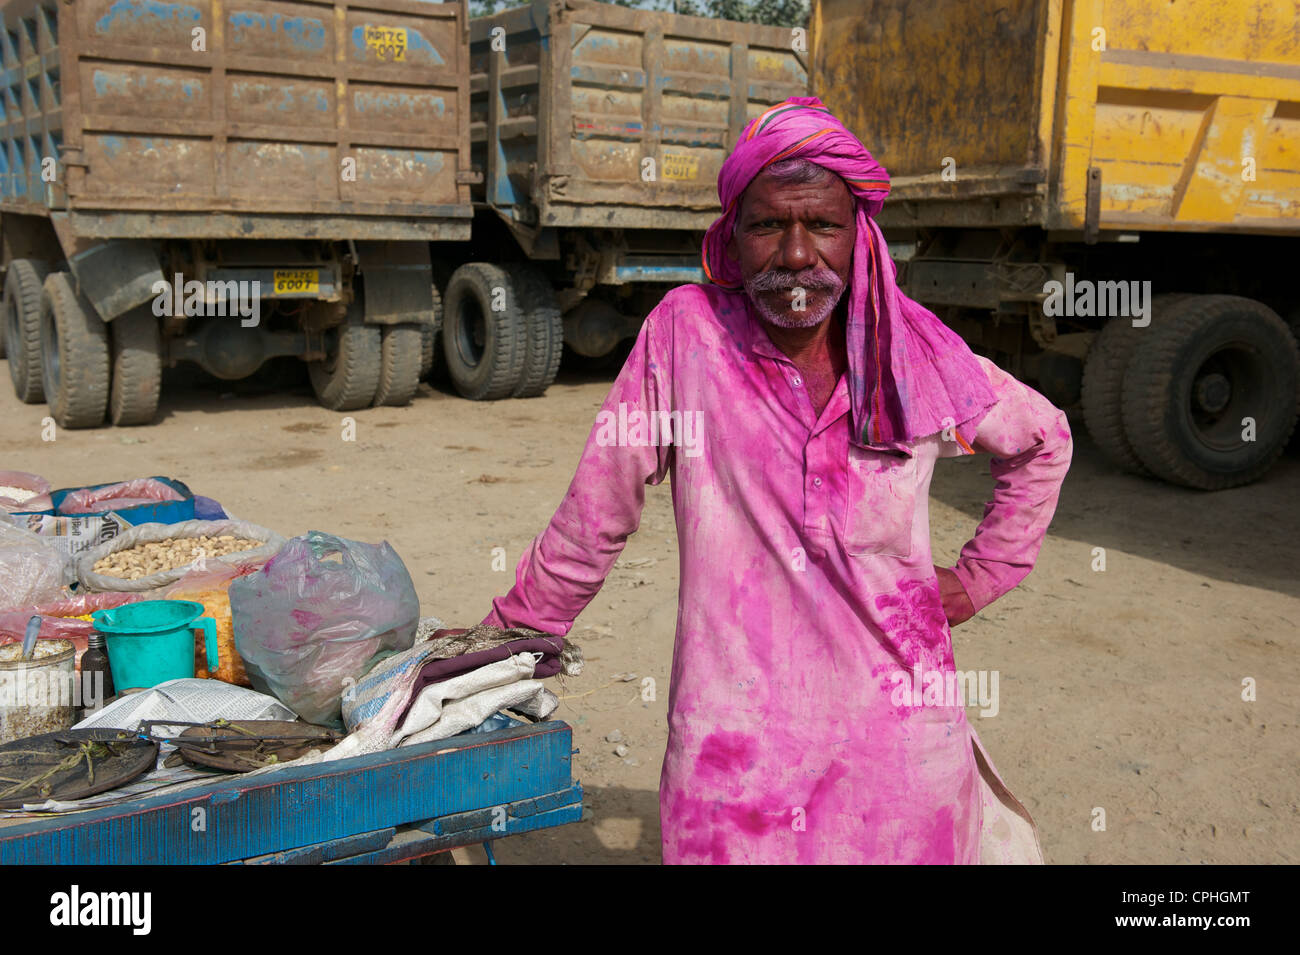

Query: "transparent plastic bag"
(230, 531), (419, 725)
(0, 522), (68, 611)
(57, 478), (185, 515)
(163, 561), (261, 686)
(0, 591), (148, 669)
(0, 471), (53, 513)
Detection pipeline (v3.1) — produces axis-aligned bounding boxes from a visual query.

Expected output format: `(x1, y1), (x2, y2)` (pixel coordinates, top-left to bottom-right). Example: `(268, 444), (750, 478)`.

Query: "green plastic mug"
(92, 599), (218, 691)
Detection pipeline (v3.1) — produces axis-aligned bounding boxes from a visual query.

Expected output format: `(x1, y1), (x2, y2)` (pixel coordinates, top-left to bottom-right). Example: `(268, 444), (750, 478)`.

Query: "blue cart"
(0, 721), (583, 865)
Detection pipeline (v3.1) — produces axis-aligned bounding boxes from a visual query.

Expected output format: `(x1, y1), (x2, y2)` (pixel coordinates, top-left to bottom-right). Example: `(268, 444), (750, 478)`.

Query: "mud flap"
(49, 215), (163, 322)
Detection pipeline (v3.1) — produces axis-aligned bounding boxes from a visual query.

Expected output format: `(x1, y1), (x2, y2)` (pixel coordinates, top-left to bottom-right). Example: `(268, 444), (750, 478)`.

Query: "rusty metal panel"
(811, 0), (1300, 237)
(809, 0), (1049, 202)
(1, 0), (472, 238)
(1075, 0), (1300, 233)
(470, 0), (806, 231)
(0, 0), (62, 215)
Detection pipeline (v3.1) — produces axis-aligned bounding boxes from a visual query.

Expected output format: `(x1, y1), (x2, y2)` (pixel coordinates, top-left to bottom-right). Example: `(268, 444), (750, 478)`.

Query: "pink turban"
(702, 96), (995, 449)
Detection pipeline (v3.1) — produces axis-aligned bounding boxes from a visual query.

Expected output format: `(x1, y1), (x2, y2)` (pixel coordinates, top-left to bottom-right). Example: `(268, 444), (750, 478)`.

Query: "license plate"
(662, 153), (700, 181)
(364, 25), (407, 62)
(273, 269), (319, 295)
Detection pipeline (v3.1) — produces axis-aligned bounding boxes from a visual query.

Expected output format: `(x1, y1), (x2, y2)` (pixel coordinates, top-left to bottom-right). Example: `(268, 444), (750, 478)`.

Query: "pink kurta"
(484, 283), (1071, 864)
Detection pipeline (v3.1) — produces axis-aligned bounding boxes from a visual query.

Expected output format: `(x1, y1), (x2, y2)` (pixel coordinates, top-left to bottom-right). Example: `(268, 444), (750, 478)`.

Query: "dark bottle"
(81, 631), (114, 708)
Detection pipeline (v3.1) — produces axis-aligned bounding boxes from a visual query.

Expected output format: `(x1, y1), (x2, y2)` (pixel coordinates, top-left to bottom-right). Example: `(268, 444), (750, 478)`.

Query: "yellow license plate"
(662, 153), (700, 181)
(273, 270), (319, 295)
(364, 25), (407, 62)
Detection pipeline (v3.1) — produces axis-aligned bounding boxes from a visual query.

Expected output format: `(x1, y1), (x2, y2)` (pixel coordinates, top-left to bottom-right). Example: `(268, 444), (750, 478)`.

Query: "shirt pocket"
(843, 445), (918, 558)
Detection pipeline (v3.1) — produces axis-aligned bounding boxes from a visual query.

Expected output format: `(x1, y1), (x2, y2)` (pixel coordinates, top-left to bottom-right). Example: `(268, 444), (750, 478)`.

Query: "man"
(483, 96), (1071, 864)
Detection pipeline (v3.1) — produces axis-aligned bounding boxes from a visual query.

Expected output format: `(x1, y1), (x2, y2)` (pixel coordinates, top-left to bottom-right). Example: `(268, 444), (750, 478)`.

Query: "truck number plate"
(662, 153), (700, 181)
(273, 270), (319, 295)
(365, 25), (407, 62)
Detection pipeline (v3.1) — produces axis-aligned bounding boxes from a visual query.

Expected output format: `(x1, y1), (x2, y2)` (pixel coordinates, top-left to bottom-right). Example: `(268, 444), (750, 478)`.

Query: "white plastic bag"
(0, 521), (69, 610)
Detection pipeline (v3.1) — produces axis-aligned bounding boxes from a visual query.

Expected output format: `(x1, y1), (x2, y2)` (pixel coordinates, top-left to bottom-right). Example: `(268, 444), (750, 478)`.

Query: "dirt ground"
(1, 355), (1296, 865)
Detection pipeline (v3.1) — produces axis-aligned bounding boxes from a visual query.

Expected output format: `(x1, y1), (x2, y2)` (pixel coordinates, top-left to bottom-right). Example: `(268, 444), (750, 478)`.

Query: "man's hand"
(935, 566), (976, 628)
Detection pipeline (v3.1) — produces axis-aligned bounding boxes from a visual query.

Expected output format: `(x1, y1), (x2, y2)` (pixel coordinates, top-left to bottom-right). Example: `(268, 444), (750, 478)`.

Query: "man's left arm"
(938, 355), (1073, 625)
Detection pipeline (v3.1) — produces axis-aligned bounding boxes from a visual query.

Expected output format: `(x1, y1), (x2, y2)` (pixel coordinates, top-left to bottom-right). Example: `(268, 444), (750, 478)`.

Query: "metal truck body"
(441, 0), (804, 379)
(1, 0), (473, 424)
(810, 0), (1300, 488)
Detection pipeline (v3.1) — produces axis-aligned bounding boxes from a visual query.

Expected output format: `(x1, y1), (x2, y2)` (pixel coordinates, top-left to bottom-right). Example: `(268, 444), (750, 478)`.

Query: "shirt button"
(791, 376), (803, 386)
(812, 477), (823, 488)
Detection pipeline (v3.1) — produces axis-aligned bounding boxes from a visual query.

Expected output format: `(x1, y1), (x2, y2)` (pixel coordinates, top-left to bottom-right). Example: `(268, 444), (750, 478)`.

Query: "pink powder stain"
(290, 608), (323, 629)
(916, 806), (957, 864)
(873, 578), (952, 671)
(795, 760), (850, 864)
(696, 730), (758, 779)
(723, 803), (781, 837)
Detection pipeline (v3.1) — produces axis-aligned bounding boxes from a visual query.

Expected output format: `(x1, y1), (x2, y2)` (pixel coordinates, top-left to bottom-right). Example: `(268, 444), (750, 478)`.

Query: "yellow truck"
(810, 0), (1300, 489)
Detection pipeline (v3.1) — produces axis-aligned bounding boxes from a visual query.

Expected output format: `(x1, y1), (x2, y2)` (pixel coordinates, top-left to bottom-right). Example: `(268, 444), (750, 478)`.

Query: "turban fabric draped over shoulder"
(701, 96), (997, 451)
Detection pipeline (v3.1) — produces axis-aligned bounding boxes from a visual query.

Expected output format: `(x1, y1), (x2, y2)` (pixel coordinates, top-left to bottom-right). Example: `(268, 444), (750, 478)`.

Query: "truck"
(1, 0), (474, 426)
(809, 0), (1300, 489)
(433, 0), (806, 398)
(0, 0), (807, 419)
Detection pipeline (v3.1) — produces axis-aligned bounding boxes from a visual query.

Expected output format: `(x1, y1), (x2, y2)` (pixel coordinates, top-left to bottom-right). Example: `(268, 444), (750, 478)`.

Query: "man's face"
(725, 168), (856, 329)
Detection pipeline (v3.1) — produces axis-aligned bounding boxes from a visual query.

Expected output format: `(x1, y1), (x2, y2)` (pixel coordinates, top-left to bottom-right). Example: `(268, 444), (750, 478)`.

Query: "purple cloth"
(193, 495), (228, 520)
(395, 635), (564, 725)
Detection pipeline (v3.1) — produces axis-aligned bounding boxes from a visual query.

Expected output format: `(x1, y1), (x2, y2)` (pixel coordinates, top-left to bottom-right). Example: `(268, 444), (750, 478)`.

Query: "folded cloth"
(397, 656), (559, 748)
(325, 654), (558, 761)
(393, 633), (567, 726)
(340, 623), (572, 733)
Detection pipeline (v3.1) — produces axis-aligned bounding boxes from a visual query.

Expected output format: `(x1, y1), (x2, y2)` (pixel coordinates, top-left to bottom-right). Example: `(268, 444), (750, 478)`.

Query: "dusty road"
(1, 356), (1296, 864)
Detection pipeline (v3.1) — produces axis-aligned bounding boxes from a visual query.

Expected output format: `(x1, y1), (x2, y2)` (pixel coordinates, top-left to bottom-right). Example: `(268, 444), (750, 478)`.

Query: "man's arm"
(939, 355), (1073, 623)
(481, 303), (675, 636)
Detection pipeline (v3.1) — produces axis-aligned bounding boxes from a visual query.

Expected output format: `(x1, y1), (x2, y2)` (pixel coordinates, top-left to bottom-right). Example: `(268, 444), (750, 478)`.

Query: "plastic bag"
(0, 471), (53, 513)
(58, 478), (184, 515)
(163, 561), (260, 686)
(0, 591), (149, 669)
(230, 531), (419, 725)
(0, 522), (68, 611)
(75, 519), (286, 593)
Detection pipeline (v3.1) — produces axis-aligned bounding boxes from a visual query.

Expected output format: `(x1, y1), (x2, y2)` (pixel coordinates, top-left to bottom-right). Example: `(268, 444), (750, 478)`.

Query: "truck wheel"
(419, 322), (434, 379)
(1081, 294), (1188, 475)
(442, 262), (527, 400)
(109, 306), (162, 426)
(309, 314), (381, 411)
(1121, 294), (1300, 490)
(511, 267), (563, 398)
(40, 272), (110, 429)
(5, 259), (50, 403)
(373, 324), (423, 406)
(418, 283), (443, 380)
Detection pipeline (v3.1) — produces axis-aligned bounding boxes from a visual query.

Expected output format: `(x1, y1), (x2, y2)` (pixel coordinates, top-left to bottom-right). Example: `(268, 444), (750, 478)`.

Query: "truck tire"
(373, 324), (423, 406)
(5, 259), (50, 403)
(441, 262), (527, 400)
(511, 267), (563, 398)
(1121, 294), (1300, 490)
(419, 322), (434, 379)
(1081, 294), (1188, 475)
(109, 306), (162, 426)
(40, 272), (110, 429)
(419, 283), (442, 380)
(309, 314), (381, 411)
